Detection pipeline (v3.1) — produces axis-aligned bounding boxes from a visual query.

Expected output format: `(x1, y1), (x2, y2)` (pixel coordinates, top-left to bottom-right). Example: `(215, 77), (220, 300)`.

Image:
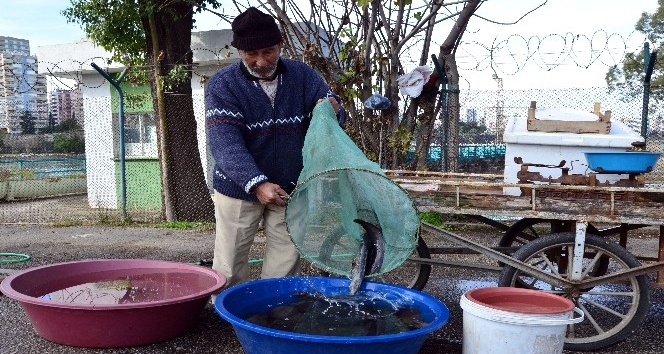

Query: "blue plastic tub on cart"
(584, 152), (661, 173)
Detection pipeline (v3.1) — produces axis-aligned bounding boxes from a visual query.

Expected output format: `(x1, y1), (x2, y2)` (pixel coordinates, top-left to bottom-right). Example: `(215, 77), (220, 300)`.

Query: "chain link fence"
(449, 88), (664, 182)
(1, 86), (662, 224)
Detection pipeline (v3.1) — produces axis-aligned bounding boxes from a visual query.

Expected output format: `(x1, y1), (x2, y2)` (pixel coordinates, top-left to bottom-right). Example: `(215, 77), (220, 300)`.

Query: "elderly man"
(205, 7), (345, 287)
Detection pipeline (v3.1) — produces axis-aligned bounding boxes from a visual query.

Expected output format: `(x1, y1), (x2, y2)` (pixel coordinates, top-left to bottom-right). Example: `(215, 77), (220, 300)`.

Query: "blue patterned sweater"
(205, 58), (346, 202)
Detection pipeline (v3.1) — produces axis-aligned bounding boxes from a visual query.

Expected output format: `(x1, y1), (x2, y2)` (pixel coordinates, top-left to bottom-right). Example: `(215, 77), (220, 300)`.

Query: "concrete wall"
(81, 76), (117, 208)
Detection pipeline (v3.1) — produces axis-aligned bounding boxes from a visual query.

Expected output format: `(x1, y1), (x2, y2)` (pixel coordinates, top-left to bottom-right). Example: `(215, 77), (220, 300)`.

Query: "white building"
(36, 32), (238, 209)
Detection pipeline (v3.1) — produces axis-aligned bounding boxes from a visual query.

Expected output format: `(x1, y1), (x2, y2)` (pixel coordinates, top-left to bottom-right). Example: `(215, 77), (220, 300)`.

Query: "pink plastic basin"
(0, 259), (226, 348)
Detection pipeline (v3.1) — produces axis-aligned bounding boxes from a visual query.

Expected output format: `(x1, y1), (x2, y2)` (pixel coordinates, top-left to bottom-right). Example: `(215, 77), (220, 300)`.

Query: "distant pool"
(0, 157), (86, 179)
(407, 144), (506, 163)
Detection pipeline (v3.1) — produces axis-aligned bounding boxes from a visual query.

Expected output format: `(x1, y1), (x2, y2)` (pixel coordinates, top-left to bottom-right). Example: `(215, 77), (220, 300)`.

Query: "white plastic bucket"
(460, 287), (584, 354)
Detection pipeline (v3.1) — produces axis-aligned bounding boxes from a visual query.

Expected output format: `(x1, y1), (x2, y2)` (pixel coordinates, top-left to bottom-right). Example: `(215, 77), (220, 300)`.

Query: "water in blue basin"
(215, 276), (449, 354)
(245, 291), (428, 336)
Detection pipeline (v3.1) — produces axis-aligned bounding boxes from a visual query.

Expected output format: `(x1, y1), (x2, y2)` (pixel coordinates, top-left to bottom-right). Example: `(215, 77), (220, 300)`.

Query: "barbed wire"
(0, 30), (650, 95)
(453, 30), (648, 77)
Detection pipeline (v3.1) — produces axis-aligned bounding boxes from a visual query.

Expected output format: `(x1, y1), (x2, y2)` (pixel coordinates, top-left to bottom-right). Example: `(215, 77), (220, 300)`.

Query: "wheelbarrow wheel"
(498, 233), (650, 351)
(498, 218), (600, 247)
(378, 235), (431, 290)
(499, 218), (610, 278)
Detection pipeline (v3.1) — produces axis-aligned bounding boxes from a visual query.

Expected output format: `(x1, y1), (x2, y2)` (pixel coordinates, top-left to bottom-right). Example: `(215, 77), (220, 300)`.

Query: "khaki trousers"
(212, 191), (301, 287)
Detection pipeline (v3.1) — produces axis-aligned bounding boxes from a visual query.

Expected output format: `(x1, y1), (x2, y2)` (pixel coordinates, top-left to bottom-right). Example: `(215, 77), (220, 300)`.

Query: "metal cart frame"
(386, 170), (664, 351)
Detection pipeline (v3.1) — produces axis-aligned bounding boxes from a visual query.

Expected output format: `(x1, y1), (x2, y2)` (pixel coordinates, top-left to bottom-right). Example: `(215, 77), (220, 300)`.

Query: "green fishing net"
(286, 100), (420, 278)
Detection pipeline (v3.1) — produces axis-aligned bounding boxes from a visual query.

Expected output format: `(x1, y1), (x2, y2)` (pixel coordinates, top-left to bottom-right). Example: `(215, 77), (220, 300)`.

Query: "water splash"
(244, 290), (429, 336)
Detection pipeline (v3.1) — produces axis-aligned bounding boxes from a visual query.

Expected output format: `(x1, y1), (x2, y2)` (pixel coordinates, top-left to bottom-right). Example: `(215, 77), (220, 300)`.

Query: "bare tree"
(226, 0), (542, 170)
(5, 135), (46, 154)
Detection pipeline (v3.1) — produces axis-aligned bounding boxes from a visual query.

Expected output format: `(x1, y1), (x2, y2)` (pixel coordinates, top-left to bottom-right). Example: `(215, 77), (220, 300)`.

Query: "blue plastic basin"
(584, 151), (661, 173)
(214, 276), (449, 354)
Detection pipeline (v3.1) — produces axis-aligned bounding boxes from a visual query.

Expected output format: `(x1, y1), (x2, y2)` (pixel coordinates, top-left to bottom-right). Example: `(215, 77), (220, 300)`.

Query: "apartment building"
(0, 36), (30, 56)
(0, 36), (48, 133)
(49, 87), (83, 127)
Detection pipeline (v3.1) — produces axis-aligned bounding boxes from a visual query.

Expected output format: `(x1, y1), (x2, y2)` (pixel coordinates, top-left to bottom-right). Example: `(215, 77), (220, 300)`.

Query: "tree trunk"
(437, 0), (480, 172)
(142, 1), (214, 222)
(413, 87), (438, 171)
(440, 54), (460, 172)
(407, 9), (438, 171)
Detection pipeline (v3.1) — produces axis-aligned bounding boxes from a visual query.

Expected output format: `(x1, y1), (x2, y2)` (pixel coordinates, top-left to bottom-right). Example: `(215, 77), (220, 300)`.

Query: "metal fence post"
(91, 63), (129, 220)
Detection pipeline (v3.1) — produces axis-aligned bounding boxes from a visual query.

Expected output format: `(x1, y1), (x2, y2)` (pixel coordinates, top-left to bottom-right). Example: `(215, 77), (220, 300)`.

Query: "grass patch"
(419, 212), (491, 232)
(419, 212), (455, 230)
(52, 220), (85, 227)
(148, 221), (215, 231)
(49, 218), (215, 231)
(419, 211), (444, 226)
(97, 217), (135, 227)
(95, 215), (214, 231)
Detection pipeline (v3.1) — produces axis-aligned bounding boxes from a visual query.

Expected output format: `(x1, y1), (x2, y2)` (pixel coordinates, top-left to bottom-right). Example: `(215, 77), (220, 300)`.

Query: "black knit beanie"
(231, 7), (283, 51)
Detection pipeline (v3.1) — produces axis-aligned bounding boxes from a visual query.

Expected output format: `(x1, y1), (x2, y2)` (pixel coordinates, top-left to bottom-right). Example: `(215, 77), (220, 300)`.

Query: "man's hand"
(254, 182), (289, 206)
(318, 97), (340, 114)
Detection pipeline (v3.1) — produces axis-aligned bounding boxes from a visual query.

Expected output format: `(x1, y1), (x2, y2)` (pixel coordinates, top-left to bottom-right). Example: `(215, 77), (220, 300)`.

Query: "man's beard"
(243, 59), (278, 79)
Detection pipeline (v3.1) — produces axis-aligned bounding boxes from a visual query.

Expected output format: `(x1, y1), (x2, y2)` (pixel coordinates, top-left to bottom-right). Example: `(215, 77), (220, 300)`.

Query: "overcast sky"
(1, 0), (659, 89)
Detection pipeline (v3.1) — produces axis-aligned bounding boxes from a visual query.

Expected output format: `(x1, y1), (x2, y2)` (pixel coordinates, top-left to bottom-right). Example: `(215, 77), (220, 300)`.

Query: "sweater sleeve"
(306, 67), (346, 127)
(205, 77), (267, 194)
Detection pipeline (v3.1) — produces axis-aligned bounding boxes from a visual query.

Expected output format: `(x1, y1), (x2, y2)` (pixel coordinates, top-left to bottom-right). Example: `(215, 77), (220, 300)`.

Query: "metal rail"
(390, 172), (664, 286)
(387, 171), (664, 226)
(393, 170), (664, 350)
(421, 222), (573, 288)
(421, 222), (664, 289)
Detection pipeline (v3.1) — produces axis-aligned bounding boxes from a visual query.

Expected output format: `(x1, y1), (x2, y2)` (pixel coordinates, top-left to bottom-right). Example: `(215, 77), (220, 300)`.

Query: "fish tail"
(353, 218), (385, 276)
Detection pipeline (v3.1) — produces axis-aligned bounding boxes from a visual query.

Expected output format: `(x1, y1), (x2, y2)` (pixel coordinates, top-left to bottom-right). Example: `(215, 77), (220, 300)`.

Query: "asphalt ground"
(1, 224), (664, 353)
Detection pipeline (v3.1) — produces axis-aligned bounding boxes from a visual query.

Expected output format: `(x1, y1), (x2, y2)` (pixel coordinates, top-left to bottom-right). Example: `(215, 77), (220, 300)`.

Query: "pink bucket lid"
(464, 287), (574, 315)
